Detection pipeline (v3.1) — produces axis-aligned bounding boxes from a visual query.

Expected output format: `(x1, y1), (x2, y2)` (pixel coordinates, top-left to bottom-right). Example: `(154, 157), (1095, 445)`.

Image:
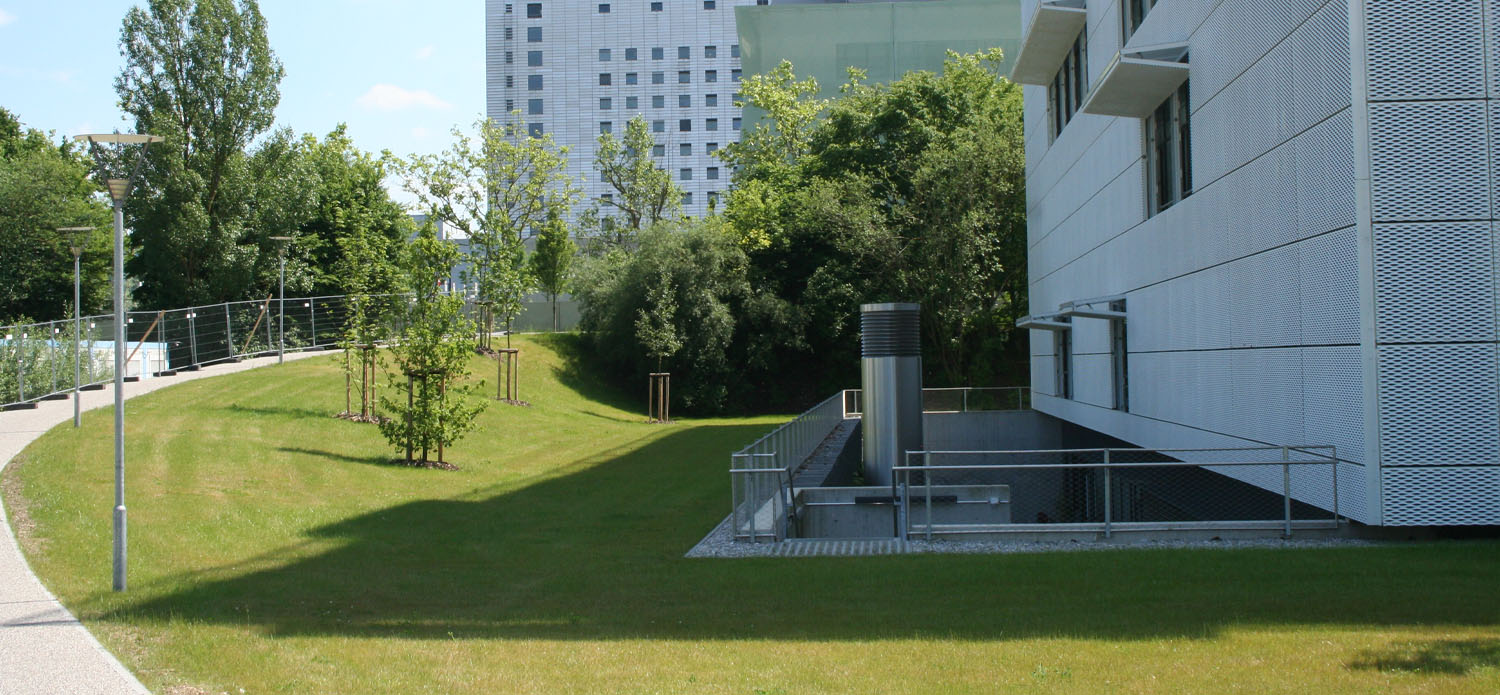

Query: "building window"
(1145, 81), (1192, 216)
(599, 73), (612, 86)
(679, 118), (691, 132)
(626, 72), (638, 85)
(599, 49), (611, 61)
(1054, 330), (1073, 399)
(625, 47), (637, 61)
(706, 166), (719, 180)
(526, 3), (540, 18)
(527, 26), (541, 42)
(600, 121), (613, 134)
(706, 142), (718, 153)
(1110, 301), (1129, 411)
(652, 47), (664, 60)
(682, 191), (693, 205)
(731, 69), (741, 82)
(705, 118), (718, 131)
(626, 95), (638, 109)
(528, 75), (543, 90)
(680, 143), (692, 155)
(652, 95), (665, 108)
(732, 117), (741, 130)
(1125, 0), (1156, 42)
(679, 94), (691, 107)
(705, 70), (718, 83)
(652, 71), (665, 84)
(704, 93), (717, 107)
(527, 50), (542, 66)
(704, 0), (716, 8)
(505, 75), (514, 88)
(731, 44), (740, 58)
(528, 122), (543, 137)
(505, 51), (514, 64)
(528, 98), (543, 115)
(601, 193), (613, 203)
(598, 3), (610, 13)
(704, 45), (716, 58)
(505, 99), (514, 111)
(678, 70), (691, 84)
(600, 97), (612, 110)
(651, 1), (662, 10)
(652, 144), (665, 157)
(504, 27), (513, 39)
(1048, 30), (1087, 141)
(708, 191), (719, 207)
(678, 46), (690, 59)
(680, 167), (692, 181)
(652, 120), (665, 133)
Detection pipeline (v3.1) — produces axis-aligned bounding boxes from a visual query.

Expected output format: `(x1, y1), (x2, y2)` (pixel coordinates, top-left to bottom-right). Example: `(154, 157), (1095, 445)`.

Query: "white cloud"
(411, 126), (429, 139)
(0, 9), (14, 27)
(355, 84), (451, 112)
(415, 45), (435, 60)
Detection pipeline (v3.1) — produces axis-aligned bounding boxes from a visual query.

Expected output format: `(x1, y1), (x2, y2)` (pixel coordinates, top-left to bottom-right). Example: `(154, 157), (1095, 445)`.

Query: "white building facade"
(1014, 0), (1500, 526)
(484, 0), (758, 223)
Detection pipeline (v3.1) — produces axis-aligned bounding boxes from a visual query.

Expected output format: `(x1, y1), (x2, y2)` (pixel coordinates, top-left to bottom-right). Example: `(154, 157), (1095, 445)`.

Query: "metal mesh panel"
(1302, 346), (1365, 465)
(1369, 100), (1490, 222)
(1291, 2), (1351, 132)
(1377, 344), (1500, 465)
(1383, 467), (1500, 525)
(1295, 112), (1356, 239)
(1299, 227), (1360, 345)
(1365, 0), (1487, 101)
(1374, 222), (1495, 343)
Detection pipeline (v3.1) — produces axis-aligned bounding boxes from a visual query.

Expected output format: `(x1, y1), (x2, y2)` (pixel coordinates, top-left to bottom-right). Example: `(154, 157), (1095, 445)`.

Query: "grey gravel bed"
(684, 514), (1380, 558)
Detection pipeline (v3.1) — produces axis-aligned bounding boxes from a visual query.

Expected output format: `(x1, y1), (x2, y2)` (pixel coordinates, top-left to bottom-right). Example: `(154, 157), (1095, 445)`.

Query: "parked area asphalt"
(0, 351), (321, 695)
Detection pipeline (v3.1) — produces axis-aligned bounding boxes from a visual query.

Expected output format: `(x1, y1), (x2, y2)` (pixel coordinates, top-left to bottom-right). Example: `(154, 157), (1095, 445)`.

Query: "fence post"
(963, 389), (969, 413)
(50, 323), (58, 393)
(1282, 446), (1292, 538)
(309, 301), (317, 348)
(1104, 450), (1112, 539)
(225, 304), (235, 359)
(1331, 446), (1340, 524)
(924, 450), (933, 541)
(15, 335), (23, 402)
(188, 312), (198, 367)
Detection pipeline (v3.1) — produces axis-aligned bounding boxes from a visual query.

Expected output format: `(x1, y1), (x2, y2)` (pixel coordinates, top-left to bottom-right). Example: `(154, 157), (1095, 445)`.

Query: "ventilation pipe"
(860, 303), (923, 486)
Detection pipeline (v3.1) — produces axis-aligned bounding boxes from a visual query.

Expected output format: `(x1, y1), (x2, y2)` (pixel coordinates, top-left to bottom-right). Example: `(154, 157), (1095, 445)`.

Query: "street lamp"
(269, 236), (293, 364)
(57, 226), (95, 428)
(75, 132), (162, 593)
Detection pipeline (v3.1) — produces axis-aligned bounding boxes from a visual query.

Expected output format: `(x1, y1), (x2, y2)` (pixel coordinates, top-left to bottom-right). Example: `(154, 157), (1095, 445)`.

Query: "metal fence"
(730, 387), (1033, 542)
(893, 446), (1341, 541)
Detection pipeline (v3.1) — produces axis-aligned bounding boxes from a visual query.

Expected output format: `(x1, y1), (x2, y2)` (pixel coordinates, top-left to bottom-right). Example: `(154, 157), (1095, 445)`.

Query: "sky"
(0, 0), (485, 202)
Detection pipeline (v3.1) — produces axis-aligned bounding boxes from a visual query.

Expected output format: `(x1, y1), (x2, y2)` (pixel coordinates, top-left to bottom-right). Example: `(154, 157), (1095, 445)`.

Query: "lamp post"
(76, 132), (162, 593)
(270, 236), (292, 364)
(58, 226), (95, 428)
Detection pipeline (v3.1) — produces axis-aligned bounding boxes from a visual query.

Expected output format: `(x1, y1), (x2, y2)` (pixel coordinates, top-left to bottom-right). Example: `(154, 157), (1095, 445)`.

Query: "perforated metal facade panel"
(1369, 101), (1491, 222)
(1365, 0), (1487, 101)
(1377, 344), (1500, 466)
(1384, 467), (1500, 525)
(1374, 223), (1496, 343)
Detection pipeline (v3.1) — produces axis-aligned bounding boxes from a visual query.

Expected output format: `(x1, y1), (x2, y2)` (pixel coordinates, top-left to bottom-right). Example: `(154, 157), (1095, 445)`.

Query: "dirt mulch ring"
(334, 411), (391, 424)
(387, 458), (459, 471)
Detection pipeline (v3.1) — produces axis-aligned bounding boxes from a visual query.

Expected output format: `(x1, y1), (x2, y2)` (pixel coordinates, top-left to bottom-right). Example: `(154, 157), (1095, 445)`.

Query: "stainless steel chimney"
(860, 303), (922, 486)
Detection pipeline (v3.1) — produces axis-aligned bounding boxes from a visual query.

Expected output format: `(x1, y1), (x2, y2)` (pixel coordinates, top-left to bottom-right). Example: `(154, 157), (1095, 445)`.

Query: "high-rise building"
(1014, 0), (1500, 526)
(485, 0), (757, 225)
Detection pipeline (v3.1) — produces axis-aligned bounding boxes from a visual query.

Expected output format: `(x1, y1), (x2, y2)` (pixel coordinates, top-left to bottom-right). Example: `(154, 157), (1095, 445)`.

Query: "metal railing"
(841, 386), (1030, 417)
(0, 293), (426, 410)
(729, 391), (847, 542)
(893, 446), (1341, 541)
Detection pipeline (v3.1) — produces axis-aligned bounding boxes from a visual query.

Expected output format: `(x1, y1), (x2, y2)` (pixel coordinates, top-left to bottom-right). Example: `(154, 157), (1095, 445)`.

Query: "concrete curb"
(0, 351), (322, 695)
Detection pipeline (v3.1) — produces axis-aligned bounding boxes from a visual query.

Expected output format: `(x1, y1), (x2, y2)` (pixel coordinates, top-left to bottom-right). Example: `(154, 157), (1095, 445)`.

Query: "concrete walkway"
(0, 351), (322, 695)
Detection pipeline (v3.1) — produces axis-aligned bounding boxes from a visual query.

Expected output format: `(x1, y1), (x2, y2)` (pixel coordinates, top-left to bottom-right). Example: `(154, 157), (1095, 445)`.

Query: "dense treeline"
(575, 51), (1028, 412)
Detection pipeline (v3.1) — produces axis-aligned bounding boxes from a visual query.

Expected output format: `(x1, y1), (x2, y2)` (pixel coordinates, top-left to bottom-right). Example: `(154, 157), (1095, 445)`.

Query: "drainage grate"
(776, 538), (909, 557)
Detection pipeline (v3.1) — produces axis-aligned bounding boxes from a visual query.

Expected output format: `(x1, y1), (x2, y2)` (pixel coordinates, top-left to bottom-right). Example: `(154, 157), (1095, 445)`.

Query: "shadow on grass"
(108, 422), (1500, 644)
(276, 447), (391, 468)
(222, 403), (331, 420)
(1348, 639), (1500, 675)
(531, 333), (644, 416)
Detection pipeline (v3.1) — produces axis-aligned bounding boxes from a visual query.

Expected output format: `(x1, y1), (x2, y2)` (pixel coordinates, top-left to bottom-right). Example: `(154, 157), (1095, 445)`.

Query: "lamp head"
(57, 226), (95, 256)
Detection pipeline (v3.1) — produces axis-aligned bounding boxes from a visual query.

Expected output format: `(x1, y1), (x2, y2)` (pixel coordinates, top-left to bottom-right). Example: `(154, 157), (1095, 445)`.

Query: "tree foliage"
(0, 108), (112, 323)
(378, 225), (486, 464)
(401, 115), (576, 338)
(591, 115), (682, 240)
(527, 211), (576, 331)
(116, 0), (285, 309)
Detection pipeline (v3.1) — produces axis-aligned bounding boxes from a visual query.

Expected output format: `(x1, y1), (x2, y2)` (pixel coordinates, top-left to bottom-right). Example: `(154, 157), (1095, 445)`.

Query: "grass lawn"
(5, 333), (1500, 694)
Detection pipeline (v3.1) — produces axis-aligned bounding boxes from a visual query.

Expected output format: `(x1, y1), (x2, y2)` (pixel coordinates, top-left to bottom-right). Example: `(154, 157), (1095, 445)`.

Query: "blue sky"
(0, 1), (484, 201)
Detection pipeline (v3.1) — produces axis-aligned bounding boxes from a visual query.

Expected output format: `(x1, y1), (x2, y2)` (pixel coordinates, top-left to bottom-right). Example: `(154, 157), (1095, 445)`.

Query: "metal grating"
(1377, 344), (1500, 466)
(1383, 467), (1500, 525)
(1373, 222), (1496, 343)
(1301, 346), (1364, 465)
(1295, 112), (1356, 239)
(1369, 101), (1491, 222)
(1299, 228), (1360, 345)
(1292, 2), (1351, 131)
(1365, 0), (1487, 101)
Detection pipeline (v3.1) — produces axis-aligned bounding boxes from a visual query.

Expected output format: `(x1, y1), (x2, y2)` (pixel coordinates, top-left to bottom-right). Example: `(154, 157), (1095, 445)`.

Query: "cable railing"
(841, 386), (1031, 416)
(892, 446), (1342, 541)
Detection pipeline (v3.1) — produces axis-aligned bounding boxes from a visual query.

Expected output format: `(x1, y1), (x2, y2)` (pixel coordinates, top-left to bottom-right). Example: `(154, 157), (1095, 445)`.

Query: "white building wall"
(1021, 0), (1369, 522)
(485, 0), (754, 225)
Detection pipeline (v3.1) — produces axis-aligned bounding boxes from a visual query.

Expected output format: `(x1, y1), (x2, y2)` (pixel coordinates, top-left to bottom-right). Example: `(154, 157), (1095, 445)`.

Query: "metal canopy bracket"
(1079, 43), (1190, 118)
(1009, 0), (1089, 85)
(1016, 314), (1072, 331)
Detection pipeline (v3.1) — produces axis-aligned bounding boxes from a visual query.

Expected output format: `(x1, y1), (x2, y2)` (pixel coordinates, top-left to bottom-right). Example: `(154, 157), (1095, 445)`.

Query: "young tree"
(377, 225), (486, 466)
(116, 0), (285, 309)
(402, 115), (576, 347)
(527, 211), (576, 331)
(635, 270), (682, 373)
(593, 115), (682, 237)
